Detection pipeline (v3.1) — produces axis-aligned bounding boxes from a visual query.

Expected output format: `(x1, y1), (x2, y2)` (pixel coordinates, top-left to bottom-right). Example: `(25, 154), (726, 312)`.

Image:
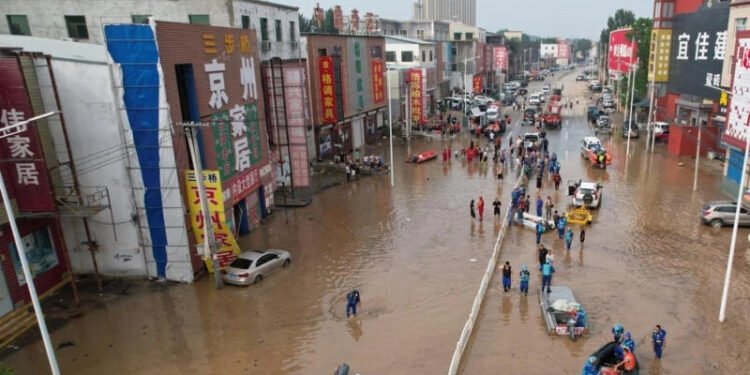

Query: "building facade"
(412, 0), (477, 27)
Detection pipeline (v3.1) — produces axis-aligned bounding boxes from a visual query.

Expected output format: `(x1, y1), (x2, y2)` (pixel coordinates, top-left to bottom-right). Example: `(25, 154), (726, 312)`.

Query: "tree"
(542, 37), (558, 44)
(324, 8), (337, 34)
(628, 17), (653, 102)
(599, 9), (636, 45)
(298, 14), (313, 33)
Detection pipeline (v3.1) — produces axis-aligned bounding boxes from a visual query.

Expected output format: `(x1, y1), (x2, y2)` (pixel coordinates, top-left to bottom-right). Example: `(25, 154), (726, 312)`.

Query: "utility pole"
(646, 34), (658, 152)
(626, 62), (636, 157)
(182, 123), (223, 289)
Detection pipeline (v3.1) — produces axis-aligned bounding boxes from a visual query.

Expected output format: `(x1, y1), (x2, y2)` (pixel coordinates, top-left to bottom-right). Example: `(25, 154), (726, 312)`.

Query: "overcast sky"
(285, 0), (653, 39)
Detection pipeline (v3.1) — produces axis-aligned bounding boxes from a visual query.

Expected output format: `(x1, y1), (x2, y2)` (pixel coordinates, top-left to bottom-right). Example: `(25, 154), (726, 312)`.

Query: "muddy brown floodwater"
(3, 72), (750, 375)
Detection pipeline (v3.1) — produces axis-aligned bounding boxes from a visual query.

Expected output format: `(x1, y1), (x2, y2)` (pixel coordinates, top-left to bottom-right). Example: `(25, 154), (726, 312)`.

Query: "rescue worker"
(581, 356), (598, 375)
(537, 244), (548, 270)
(545, 196), (554, 221)
(536, 196), (544, 217)
(652, 324), (667, 359)
(519, 265), (530, 296)
(612, 323), (625, 343)
(541, 260), (555, 293)
(557, 214), (566, 239)
(346, 289), (361, 318)
(493, 198), (502, 217)
(553, 172), (562, 190)
(597, 151), (606, 169)
(565, 228), (574, 251)
(575, 305), (587, 327)
(623, 331), (636, 353)
(614, 346), (637, 374)
(524, 195), (531, 213)
(470, 199), (476, 219)
(536, 220), (545, 244)
(501, 261), (512, 292)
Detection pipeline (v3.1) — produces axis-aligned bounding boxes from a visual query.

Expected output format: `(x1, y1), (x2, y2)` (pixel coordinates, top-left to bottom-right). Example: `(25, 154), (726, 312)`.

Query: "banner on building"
(648, 29), (673, 83)
(557, 40), (570, 60)
(473, 75), (483, 94)
(185, 170), (241, 272)
(346, 38), (372, 116)
(667, 2), (729, 99)
(371, 59), (385, 104)
(319, 56), (337, 123)
(0, 58), (55, 212)
(724, 30), (750, 149)
(608, 28), (637, 74)
(409, 69), (423, 124)
(493, 46), (508, 71)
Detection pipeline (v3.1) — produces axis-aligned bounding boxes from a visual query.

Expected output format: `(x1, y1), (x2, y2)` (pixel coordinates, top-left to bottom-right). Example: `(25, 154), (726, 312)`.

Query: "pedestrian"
(541, 260), (555, 293)
(552, 210), (560, 226)
(545, 249), (555, 265)
(545, 196), (554, 221)
(614, 346), (637, 374)
(346, 289), (361, 318)
(564, 228), (574, 251)
(580, 227), (586, 247)
(536, 173), (542, 189)
(470, 199), (476, 219)
(345, 164), (351, 181)
(623, 331), (636, 352)
(612, 324), (625, 343)
(652, 324), (667, 359)
(535, 221), (544, 244)
(553, 172), (562, 190)
(524, 195), (530, 213)
(537, 244), (548, 270)
(557, 215), (566, 239)
(519, 265), (530, 296)
(493, 198), (502, 216)
(477, 196), (485, 221)
(496, 162), (504, 180)
(501, 261), (512, 292)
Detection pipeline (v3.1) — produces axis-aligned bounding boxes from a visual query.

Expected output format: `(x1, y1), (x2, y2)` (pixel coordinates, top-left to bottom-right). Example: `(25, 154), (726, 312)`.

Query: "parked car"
(622, 122), (640, 139)
(571, 181), (603, 209)
(486, 105), (500, 121)
(222, 249), (292, 286)
(595, 116), (612, 134)
(524, 132), (541, 150)
(576, 74), (586, 81)
(701, 201), (750, 228)
(529, 94), (541, 106)
(587, 106), (604, 123)
(652, 121), (670, 142)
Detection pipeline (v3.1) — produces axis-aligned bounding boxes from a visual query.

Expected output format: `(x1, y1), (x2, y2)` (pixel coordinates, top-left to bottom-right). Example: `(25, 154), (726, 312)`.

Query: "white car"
(542, 85), (551, 95)
(474, 95), (493, 105)
(572, 181), (603, 209)
(222, 249), (292, 286)
(486, 106), (500, 121)
(529, 94), (540, 106)
(580, 136), (603, 158)
(524, 132), (541, 149)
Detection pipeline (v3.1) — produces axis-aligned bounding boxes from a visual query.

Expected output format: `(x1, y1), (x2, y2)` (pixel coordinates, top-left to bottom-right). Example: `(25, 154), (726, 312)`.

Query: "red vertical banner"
(608, 28), (637, 74)
(409, 69), (423, 125)
(0, 58), (55, 212)
(493, 46), (508, 70)
(319, 56), (337, 123)
(473, 75), (483, 94)
(371, 59), (385, 104)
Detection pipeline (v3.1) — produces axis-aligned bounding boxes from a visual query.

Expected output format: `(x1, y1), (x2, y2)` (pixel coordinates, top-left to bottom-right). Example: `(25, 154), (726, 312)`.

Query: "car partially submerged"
(222, 249), (292, 286)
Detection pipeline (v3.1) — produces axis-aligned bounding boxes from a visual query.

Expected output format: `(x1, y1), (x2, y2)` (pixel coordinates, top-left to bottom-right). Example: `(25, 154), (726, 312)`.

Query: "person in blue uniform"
(519, 265), (530, 296)
(541, 261), (555, 293)
(536, 220), (545, 244)
(346, 289), (361, 318)
(581, 356), (598, 375)
(575, 306), (587, 327)
(501, 261), (512, 292)
(612, 323), (624, 343)
(652, 324), (667, 359)
(623, 331), (635, 352)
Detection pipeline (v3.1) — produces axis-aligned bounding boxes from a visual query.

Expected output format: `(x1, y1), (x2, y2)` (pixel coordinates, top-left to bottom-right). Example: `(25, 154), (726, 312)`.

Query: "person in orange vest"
(614, 345), (637, 373)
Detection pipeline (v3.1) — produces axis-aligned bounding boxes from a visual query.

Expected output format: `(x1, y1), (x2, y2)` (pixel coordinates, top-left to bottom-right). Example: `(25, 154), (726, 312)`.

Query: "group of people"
(581, 324), (667, 375)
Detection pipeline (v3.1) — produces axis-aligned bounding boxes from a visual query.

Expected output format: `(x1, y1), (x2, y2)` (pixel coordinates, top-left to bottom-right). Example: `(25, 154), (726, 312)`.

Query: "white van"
(487, 106), (500, 121)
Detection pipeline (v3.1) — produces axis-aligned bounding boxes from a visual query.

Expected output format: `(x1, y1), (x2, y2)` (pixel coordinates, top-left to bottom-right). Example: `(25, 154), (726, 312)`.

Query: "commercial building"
(302, 34), (388, 160)
(385, 36), (439, 123)
(412, 0), (477, 27)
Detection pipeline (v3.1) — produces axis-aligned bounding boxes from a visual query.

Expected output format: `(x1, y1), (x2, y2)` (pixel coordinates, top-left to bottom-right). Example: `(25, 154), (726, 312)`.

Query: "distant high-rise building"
(413, 0), (476, 26)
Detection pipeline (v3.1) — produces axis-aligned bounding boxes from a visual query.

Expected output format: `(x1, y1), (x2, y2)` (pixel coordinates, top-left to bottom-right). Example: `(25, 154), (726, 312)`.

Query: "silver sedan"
(222, 250), (292, 286)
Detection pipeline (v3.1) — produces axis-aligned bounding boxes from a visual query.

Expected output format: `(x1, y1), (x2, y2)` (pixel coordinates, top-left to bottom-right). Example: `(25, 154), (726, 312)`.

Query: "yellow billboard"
(648, 29), (672, 83)
(185, 170), (241, 272)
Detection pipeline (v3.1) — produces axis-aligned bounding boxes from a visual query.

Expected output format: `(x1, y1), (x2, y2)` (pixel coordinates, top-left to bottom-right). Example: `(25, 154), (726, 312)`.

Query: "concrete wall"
(0, 0), (232, 44)
(386, 42), (436, 68)
(232, 0), (301, 61)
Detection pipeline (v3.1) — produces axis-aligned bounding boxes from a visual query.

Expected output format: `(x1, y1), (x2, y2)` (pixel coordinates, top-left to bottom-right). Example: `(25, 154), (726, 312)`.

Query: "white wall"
(232, 0), (301, 61)
(540, 43), (558, 58)
(0, 0), (232, 44)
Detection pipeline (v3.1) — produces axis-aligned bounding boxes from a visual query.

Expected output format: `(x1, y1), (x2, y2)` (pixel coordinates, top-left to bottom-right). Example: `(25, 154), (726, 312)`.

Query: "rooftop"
(385, 35), (434, 45)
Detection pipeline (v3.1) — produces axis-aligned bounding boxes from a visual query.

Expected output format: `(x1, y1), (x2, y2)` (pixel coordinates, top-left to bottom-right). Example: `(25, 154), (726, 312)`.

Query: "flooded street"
(4, 72), (750, 375)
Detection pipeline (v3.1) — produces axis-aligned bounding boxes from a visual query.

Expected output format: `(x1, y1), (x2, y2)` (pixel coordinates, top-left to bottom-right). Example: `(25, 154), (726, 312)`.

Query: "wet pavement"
(3, 71), (750, 375)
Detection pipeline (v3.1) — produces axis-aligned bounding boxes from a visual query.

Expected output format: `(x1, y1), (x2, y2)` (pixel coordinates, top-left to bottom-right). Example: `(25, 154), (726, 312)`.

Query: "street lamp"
(385, 68), (395, 187)
(0, 111), (61, 374)
(463, 55), (479, 118)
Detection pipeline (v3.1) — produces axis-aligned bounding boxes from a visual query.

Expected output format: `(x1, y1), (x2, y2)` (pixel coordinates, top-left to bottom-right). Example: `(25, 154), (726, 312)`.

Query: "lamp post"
(0, 111), (61, 374)
(386, 68), (395, 187)
(463, 55), (479, 120)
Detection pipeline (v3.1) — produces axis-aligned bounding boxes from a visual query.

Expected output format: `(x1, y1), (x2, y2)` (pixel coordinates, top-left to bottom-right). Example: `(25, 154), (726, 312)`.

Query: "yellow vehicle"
(566, 205), (593, 225)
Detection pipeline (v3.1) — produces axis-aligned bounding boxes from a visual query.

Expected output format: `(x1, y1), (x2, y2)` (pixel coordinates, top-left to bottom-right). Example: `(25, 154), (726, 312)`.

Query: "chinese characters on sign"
(674, 31), (726, 61)
(473, 75), (482, 94)
(409, 69), (423, 125)
(493, 46), (508, 71)
(352, 40), (365, 110)
(608, 29), (637, 74)
(211, 103), (262, 198)
(319, 56), (337, 123)
(184, 170), (241, 271)
(648, 29), (672, 83)
(724, 33), (750, 148)
(0, 58), (55, 212)
(371, 59), (385, 104)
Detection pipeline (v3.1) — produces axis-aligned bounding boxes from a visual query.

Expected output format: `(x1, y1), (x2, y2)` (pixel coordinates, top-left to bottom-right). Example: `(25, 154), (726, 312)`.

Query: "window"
(241, 15), (250, 29)
(399, 30), (407, 36)
(6, 15), (30, 36)
(451, 46), (457, 56)
(451, 63), (457, 72)
(465, 32), (473, 40)
(289, 21), (296, 41)
(401, 51), (414, 62)
(188, 14), (210, 25)
(229, 257), (252, 269)
(429, 50), (433, 61)
(416, 29), (424, 39)
(453, 32), (462, 40)
(132, 15), (150, 24)
(275, 19), (282, 42)
(371, 46), (382, 58)
(737, 18), (748, 32)
(422, 50), (426, 62)
(318, 48), (327, 57)
(64, 15), (88, 39)
(260, 18), (269, 41)
(386, 51), (396, 62)
(661, 2), (674, 18)
(717, 206), (736, 213)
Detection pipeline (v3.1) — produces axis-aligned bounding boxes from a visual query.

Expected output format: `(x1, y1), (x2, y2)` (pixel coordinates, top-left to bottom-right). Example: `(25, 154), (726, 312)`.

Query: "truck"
(543, 101), (562, 129)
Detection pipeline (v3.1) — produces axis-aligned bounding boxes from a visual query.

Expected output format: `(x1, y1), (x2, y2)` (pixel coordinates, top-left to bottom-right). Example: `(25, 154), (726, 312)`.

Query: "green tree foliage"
(571, 39), (593, 60)
(628, 18), (653, 102)
(542, 37), (558, 44)
(324, 8), (337, 34)
(599, 9), (636, 45)
(298, 14), (313, 33)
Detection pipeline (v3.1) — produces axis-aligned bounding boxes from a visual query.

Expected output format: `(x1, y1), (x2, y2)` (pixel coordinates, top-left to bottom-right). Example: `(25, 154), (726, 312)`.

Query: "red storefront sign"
(608, 28), (637, 74)
(0, 58), (55, 212)
(409, 69), (423, 125)
(371, 59), (385, 104)
(473, 75), (483, 94)
(493, 46), (508, 70)
(319, 56), (337, 123)
(557, 41), (570, 60)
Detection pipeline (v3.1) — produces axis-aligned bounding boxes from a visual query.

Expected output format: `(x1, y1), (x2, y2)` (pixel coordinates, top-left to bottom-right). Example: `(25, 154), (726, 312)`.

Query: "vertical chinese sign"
(371, 59), (385, 104)
(0, 58), (55, 212)
(409, 69), (423, 125)
(347, 38), (372, 114)
(473, 75), (482, 94)
(319, 56), (337, 123)
(185, 170), (240, 271)
(723, 31), (750, 150)
(648, 29), (672, 83)
(493, 46), (508, 72)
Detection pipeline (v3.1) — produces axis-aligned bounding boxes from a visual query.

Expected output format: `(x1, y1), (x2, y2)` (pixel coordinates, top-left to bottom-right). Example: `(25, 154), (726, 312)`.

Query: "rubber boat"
(520, 212), (555, 231)
(539, 286), (587, 341)
(588, 341), (640, 375)
(407, 150), (437, 164)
